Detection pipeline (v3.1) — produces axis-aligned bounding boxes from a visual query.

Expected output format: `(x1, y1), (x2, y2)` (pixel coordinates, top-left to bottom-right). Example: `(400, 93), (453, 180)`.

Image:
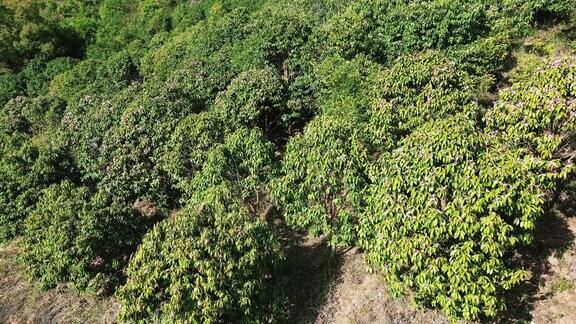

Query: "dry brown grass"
(279, 230), (447, 324)
(314, 247), (447, 324)
(0, 241), (120, 324)
(517, 215), (576, 324)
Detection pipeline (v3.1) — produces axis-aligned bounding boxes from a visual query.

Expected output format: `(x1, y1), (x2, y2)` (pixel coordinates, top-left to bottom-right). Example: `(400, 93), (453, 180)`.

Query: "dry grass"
(0, 241), (120, 324)
(314, 248), (447, 324)
(280, 230), (447, 324)
(519, 216), (576, 324)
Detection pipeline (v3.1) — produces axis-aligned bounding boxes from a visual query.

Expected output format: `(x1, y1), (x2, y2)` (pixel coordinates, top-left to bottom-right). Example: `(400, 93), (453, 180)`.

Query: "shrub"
(46, 58), (96, 100)
(246, 4), (313, 70)
(210, 67), (287, 140)
(2, 0), (575, 321)
(449, 32), (513, 78)
(314, 53), (381, 115)
(271, 114), (371, 246)
(118, 195), (283, 322)
(72, 85), (201, 207)
(65, 86), (138, 188)
(21, 57), (77, 97)
(21, 180), (148, 292)
(0, 71), (23, 107)
(323, 0), (490, 63)
(0, 3), (18, 69)
(95, 50), (141, 88)
(360, 56), (576, 320)
(0, 1), (81, 69)
(140, 8), (250, 80)
(485, 55), (576, 163)
(372, 51), (481, 135)
(0, 101), (72, 240)
(360, 114), (526, 320)
(14, 95), (67, 133)
(0, 167), (30, 241)
(187, 127), (278, 203)
(95, 0), (141, 50)
(519, 0), (575, 25)
(161, 59), (233, 110)
(161, 111), (224, 194)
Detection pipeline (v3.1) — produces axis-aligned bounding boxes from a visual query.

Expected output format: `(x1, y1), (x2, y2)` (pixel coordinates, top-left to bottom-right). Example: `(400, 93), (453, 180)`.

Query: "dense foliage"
(118, 193), (283, 322)
(21, 181), (148, 293)
(1, 0), (575, 321)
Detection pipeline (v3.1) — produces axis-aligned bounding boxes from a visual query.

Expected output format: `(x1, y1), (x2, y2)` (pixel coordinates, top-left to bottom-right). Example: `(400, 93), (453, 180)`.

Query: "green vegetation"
(21, 181), (147, 293)
(118, 193), (283, 322)
(1, 0), (575, 321)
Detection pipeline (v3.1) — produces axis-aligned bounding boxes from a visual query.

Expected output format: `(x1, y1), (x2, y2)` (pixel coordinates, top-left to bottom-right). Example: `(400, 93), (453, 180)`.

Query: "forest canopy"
(1, 0), (575, 321)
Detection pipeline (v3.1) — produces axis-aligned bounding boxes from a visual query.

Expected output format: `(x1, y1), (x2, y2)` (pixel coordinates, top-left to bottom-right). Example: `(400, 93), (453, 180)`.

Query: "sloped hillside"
(1, 0), (576, 322)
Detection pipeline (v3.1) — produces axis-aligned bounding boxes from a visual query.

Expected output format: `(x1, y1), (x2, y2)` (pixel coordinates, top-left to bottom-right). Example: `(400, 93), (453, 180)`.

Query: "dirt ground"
(281, 234), (447, 324)
(530, 211), (576, 324)
(498, 195), (576, 324)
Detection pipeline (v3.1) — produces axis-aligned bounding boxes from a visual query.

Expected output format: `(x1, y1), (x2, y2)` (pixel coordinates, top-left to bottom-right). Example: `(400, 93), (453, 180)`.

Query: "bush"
(161, 59), (233, 110)
(71, 85), (201, 207)
(0, 101), (73, 240)
(65, 86), (138, 188)
(485, 55), (576, 162)
(118, 195), (283, 322)
(246, 3), (313, 70)
(140, 8), (250, 80)
(210, 67), (287, 140)
(372, 51), (481, 135)
(323, 0), (490, 63)
(187, 127), (278, 203)
(359, 56), (576, 320)
(161, 111), (224, 194)
(21, 181), (148, 292)
(21, 57), (77, 97)
(271, 114), (370, 246)
(15, 95), (67, 133)
(95, 50), (141, 88)
(314, 53), (380, 116)
(360, 114), (523, 320)
(0, 71), (23, 107)
(0, 168), (30, 241)
(0, 1), (82, 69)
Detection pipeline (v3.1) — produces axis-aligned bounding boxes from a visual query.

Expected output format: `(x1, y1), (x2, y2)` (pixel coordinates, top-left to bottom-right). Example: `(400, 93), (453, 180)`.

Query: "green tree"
(21, 180), (150, 292)
(118, 194), (284, 322)
(271, 114), (371, 246)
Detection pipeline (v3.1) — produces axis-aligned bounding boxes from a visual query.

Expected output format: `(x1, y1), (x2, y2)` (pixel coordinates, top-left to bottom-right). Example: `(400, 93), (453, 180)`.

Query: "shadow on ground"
(275, 223), (345, 323)
(496, 180), (576, 323)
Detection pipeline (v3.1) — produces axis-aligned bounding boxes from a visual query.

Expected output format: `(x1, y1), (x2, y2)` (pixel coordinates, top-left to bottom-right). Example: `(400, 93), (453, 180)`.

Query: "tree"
(271, 114), (371, 246)
(118, 194), (284, 322)
(21, 181), (149, 293)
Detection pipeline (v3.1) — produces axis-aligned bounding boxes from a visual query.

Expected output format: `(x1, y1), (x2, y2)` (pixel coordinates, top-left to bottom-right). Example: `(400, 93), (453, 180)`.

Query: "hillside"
(1, 0), (576, 322)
